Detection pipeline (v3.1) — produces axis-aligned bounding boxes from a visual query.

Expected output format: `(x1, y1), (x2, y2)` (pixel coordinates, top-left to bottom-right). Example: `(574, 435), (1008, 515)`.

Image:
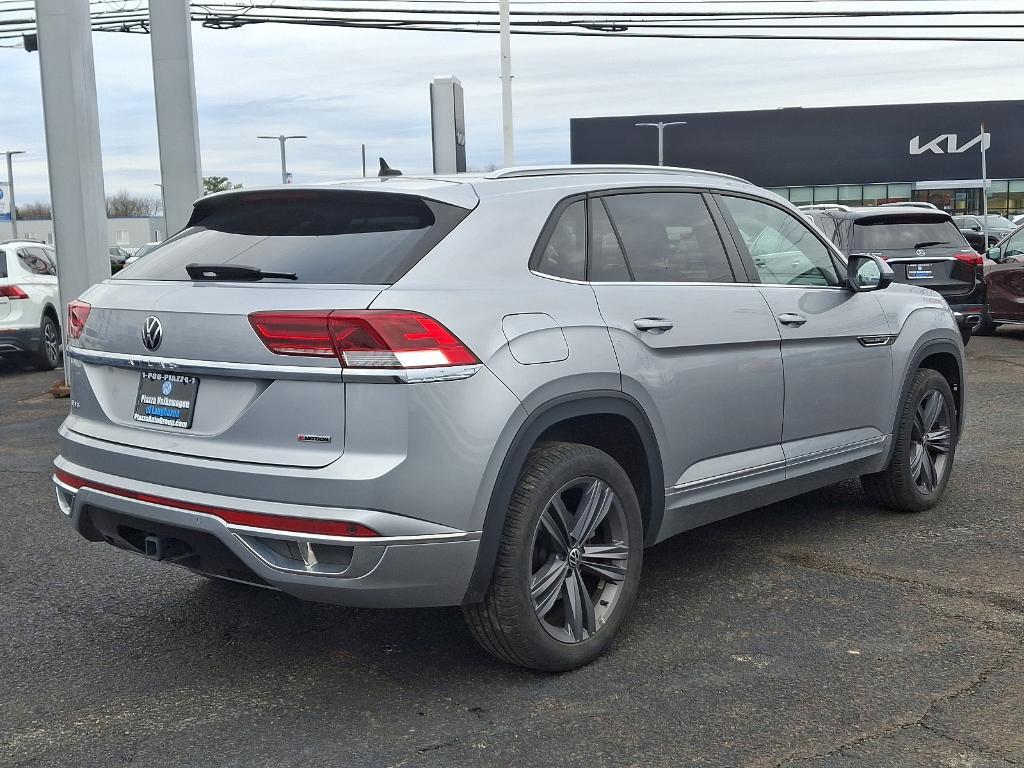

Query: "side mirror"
(987, 247), (1003, 262)
(847, 254), (893, 292)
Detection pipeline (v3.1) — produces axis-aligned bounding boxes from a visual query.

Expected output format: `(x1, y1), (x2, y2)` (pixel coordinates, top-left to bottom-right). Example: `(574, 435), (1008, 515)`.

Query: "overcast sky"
(1, 1), (1021, 203)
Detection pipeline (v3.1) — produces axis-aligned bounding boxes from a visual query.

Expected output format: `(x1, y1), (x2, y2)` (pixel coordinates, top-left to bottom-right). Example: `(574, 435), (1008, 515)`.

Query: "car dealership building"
(570, 100), (1024, 216)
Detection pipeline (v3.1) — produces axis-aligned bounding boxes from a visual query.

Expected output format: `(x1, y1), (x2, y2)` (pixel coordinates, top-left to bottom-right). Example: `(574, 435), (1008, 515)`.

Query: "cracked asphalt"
(1, 329), (1022, 768)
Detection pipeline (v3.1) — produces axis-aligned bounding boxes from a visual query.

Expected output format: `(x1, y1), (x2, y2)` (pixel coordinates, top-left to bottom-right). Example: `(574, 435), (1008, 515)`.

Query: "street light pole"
(635, 121), (688, 166)
(3, 150), (26, 239)
(258, 135), (307, 184)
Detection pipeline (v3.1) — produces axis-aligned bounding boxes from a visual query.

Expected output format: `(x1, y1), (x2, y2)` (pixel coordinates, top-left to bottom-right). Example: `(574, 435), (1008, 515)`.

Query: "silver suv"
(54, 166), (965, 671)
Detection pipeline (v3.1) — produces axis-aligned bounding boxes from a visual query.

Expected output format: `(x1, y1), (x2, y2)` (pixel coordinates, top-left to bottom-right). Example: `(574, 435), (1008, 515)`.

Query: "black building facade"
(570, 100), (1024, 215)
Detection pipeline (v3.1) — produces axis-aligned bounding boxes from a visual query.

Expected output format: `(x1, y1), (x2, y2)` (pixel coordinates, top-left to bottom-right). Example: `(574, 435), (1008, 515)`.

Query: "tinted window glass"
(534, 201), (586, 281)
(810, 213), (839, 243)
(588, 200), (631, 282)
(721, 196), (840, 287)
(0, 251), (7, 279)
(120, 191), (469, 284)
(602, 192), (733, 283)
(854, 217), (965, 251)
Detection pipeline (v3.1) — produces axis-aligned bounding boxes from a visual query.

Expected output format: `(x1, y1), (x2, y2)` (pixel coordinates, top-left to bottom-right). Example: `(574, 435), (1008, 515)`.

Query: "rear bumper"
(0, 327), (39, 356)
(54, 459), (480, 608)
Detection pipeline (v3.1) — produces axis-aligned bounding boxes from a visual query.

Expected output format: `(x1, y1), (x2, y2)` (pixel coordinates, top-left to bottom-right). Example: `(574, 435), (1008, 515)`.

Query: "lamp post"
(498, 0), (515, 166)
(634, 121), (687, 166)
(258, 135), (306, 184)
(3, 150), (26, 238)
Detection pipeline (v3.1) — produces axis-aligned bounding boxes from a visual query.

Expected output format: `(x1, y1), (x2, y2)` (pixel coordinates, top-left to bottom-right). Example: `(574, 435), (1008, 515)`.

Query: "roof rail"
(485, 164), (751, 185)
(0, 239), (47, 245)
(798, 204), (851, 212)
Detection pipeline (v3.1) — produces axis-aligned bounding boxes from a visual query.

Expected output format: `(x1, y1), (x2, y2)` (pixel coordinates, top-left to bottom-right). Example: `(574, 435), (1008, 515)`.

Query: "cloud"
(0, 3), (1019, 203)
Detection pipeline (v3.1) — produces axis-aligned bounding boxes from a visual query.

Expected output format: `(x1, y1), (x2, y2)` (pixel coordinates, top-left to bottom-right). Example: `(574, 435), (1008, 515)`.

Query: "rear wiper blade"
(185, 263), (297, 281)
(913, 241), (949, 248)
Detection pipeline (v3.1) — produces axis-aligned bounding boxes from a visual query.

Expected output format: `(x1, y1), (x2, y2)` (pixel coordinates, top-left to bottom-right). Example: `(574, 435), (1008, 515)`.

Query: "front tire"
(464, 442), (643, 672)
(861, 369), (957, 512)
(31, 314), (61, 371)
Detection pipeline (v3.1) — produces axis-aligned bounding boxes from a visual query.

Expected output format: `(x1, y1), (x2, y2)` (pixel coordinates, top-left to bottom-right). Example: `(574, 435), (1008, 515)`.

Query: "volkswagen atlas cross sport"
(54, 166), (966, 671)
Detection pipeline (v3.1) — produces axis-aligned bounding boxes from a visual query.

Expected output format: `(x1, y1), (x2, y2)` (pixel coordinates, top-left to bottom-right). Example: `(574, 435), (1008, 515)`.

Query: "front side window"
(534, 200), (586, 281)
(601, 192), (733, 283)
(1004, 229), (1024, 259)
(720, 195), (840, 287)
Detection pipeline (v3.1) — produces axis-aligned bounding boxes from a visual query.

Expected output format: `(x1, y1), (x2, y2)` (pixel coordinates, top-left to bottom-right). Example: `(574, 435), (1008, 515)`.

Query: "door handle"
(777, 313), (807, 327)
(633, 317), (674, 334)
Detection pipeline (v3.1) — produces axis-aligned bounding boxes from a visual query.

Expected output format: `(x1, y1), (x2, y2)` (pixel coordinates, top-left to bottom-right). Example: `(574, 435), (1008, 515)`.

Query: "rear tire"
(31, 314), (61, 371)
(463, 442), (643, 672)
(861, 369), (957, 512)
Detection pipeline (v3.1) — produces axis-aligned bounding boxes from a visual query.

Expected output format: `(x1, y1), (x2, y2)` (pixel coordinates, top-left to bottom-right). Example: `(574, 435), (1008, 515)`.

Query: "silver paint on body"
(55, 168), (966, 608)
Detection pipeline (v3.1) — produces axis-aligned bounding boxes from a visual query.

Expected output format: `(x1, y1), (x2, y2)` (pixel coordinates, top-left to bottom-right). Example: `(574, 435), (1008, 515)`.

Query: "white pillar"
(150, 0), (203, 234)
(35, 0), (111, 320)
(498, 0), (515, 167)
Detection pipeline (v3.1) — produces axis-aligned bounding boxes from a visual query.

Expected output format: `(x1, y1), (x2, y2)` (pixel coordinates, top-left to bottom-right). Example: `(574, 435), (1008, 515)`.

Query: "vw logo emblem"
(915, 249), (927, 257)
(142, 316), (163, 351)
(161, 380), (173, 396)
(567, 547), (582, 570)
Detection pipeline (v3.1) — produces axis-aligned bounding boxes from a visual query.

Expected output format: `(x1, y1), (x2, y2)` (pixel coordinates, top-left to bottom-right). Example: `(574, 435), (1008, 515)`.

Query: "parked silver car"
(54, 166), (966, 671)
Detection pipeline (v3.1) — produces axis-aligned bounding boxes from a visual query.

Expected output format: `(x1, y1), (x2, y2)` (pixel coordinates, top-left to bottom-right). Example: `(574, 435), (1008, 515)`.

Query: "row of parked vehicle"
(799, 201), (1024, 342)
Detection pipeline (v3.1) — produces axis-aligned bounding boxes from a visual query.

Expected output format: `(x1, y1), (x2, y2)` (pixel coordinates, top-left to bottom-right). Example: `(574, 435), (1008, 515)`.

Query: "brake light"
(67, 300), (91, 339)
(955, 251), (984, 266)
(53, 470), (381, 537)
(0, 285), (29, 299)
(249, 310), (479, 369)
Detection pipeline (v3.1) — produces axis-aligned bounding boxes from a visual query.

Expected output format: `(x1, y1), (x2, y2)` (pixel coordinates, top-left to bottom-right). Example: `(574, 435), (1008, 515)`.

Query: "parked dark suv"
(806, 206), (985, 340)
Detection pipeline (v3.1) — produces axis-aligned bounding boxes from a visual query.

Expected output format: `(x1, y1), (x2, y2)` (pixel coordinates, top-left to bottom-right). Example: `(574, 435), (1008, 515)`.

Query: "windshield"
(854, 217), (965, 251)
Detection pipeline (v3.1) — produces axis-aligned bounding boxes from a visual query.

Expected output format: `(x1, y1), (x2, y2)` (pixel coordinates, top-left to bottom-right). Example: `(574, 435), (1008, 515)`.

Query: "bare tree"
(106, 189), (161, 217)
(15, 201), (52, 219)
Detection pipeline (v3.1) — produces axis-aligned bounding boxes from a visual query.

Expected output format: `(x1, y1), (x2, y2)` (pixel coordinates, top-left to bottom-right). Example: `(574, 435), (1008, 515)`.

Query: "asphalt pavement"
(1, 330), (1022, 768)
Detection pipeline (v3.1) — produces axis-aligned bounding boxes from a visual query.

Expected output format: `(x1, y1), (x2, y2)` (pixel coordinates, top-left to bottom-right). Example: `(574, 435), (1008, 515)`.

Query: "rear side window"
(534, 200), (586, 281)
(854, 217), (965, 251)
(602, 192), (734, 283)
(0, 251), (7, 279)
(18, 248), (55, 276)
(119, 190), (470, 284)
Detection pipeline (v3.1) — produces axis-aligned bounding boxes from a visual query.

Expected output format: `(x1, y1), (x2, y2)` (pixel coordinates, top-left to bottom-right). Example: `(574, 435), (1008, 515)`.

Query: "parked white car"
(0, 240), (62, 370)
(122, 241), (161, 267)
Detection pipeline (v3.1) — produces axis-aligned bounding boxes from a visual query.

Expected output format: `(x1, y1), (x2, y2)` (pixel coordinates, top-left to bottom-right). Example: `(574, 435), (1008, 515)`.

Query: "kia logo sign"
(909, 132), (990, 155)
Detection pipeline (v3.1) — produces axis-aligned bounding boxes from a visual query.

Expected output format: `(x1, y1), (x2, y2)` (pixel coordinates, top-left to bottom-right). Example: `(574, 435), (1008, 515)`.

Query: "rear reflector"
(955, 251), (984, 266)
(54, 470), (381, 538)
(67, 300), (91, 340)
(249, 310), (479, 369)
(0, 285), (29, 299)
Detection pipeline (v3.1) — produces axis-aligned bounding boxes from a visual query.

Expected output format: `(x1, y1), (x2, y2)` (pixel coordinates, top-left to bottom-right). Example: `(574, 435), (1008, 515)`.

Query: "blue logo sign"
(161, 380), (173, 396)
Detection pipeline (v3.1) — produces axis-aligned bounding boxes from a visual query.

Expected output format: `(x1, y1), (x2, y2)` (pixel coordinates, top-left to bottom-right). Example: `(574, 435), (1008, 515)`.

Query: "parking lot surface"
(1, 331), (1022, 768)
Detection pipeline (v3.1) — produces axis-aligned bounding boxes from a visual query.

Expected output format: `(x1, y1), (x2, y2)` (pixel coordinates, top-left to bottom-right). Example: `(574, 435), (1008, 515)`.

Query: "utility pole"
(258, 135), (306, 184)
(3, 150), (25, 239)
(499, 0), (515, 166)
(361, 144), (366, 178)
(635, 121), (688, 166)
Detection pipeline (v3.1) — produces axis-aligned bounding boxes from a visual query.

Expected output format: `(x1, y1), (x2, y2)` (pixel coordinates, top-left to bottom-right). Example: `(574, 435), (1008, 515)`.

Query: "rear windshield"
(119, 190), (470, 284)
(853, 217), (965, 251)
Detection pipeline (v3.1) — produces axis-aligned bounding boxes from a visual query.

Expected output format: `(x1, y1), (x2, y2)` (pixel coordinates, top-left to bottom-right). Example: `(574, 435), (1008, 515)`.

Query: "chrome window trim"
(66, 346), (480, 384)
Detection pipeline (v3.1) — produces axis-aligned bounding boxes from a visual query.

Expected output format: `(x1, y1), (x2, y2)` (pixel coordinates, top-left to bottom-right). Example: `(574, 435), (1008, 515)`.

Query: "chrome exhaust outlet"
(964, 314), (982, 327)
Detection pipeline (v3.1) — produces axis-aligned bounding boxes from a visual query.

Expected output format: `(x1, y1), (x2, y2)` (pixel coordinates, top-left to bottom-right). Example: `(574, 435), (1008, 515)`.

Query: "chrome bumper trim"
(66, 346), (482, 384)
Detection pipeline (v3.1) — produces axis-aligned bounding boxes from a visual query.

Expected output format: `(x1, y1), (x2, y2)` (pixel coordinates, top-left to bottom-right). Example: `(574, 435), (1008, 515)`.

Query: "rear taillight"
(954, 251), (984, 266)
(249, 310), (479, 369)
(67, 300), (91, 339)
(0, 285), (29, 299)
